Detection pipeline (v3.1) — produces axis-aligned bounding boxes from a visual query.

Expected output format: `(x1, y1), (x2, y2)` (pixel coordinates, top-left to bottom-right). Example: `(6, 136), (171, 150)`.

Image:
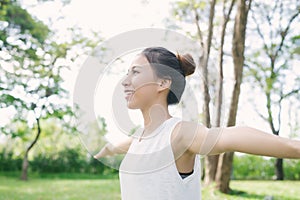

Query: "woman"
(94, 47), (300, 200)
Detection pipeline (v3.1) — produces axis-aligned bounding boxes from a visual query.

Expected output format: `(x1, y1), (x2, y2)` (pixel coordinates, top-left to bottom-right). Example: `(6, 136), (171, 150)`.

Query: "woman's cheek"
(139, 86), (157, 102)
(130, 74), (157, 107)
(129, 86), (153, 107)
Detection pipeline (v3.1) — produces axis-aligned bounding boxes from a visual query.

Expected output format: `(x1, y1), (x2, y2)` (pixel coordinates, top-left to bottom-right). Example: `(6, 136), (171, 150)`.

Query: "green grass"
(0, 174), (120, 200)
(1, 173), (300, 200)
(202, 180), (300, 200)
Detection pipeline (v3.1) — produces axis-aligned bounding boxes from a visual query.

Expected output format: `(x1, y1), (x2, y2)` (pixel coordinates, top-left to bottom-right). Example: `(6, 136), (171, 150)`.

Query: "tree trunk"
(194, 0), (216, 129)
(205, 0), (235, 186)
(21, 151), (29, 180)
(266, 93), (285, 180)
(272, 128), (284, 180)
(204, 155), (218, 185)
(215, 0), (252, 193)
(216, 151), (234, 193)
(196, 0), (217, 184)
(275, 158), (284, 180)
(21, 118), (42, 180)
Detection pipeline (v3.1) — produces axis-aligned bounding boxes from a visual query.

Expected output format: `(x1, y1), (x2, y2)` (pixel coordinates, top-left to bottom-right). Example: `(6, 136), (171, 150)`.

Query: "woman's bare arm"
(210, 126), (300, 158)
(181, 122), (300, 158)
(93, 137), (133, 159)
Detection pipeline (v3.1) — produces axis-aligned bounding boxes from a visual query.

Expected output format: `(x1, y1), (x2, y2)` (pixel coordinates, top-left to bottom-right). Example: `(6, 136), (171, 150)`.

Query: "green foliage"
(6, 3), (49, 43)
(0, 150), (22, 171)
(29, 147), (117, 175)
(245, 0), (300, 141)
(171, 0), (208, 23)
(233, 155), (300, 180)
(0, 117), (116, 175)
(291, 34), (300, 55)
(0, 1), (102, 138)
(2, 151), (300, 180)
(0, 0), (50, 51)
(0, 0), (65, 117)
(233, 155), (274, 180)
(284, 159), (300, 180)
(0, 1), (85, 157)
(0, 147), (118, 175)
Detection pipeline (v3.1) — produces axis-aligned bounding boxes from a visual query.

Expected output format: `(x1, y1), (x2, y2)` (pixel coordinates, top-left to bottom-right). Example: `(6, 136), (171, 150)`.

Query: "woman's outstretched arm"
(93, 137), (133, 159)
(182, 122), (300, 158)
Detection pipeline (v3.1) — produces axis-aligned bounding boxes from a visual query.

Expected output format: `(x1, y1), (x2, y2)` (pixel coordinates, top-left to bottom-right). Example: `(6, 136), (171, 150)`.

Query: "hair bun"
(176, 53), (196, 76)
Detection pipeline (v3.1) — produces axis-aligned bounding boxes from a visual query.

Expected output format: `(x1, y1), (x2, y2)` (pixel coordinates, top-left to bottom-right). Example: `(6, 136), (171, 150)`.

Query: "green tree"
(170, 0), (253, 193)
(172, 0), (215, 129)
(171, 0), (217, 185)
(1, 0), (52, 180)
(0, 0), (101, 180)
(216, 0), (252, 193)
(245, 0), (300, 180)
(207, 0), (235, 186)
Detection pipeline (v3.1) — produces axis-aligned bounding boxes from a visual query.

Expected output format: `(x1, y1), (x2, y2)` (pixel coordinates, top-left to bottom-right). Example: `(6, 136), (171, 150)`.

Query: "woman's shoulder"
(172, 119), (207, 143)
(174, 119), (205, 131)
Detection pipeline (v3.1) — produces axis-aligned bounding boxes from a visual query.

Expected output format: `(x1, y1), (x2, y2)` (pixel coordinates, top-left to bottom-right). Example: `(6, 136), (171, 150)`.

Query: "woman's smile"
(124, 89), (135, 101)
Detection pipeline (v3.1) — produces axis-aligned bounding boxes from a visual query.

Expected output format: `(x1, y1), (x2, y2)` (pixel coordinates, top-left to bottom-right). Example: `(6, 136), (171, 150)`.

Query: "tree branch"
(206, 0), (216, 58)
(274, 59), (288, 74)
(274, 10), (300, 58)
(277, 100), (282, 131)
(244, 63), (265, 89)
(194, 9), (203, 46)
(224, 0), (235, 21)
(280, 89), (300, 102)
(251, 10), (271, 57)
(25, 118), (42, 154)
(245, 0), (252, 14)
(266, 92), (278, 134)
(252, 100), (269, 122)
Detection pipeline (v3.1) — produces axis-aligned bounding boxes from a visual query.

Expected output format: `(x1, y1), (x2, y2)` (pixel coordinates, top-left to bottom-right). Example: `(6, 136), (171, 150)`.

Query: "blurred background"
(0, 0), (300, 199)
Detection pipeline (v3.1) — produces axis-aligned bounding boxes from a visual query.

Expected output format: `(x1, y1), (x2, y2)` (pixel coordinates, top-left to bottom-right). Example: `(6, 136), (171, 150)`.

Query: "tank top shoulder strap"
(163, 117), (182, 145)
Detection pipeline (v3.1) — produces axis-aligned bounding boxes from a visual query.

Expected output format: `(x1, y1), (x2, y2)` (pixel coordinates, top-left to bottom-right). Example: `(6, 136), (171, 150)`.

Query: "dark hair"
(141, 47), (196, 105)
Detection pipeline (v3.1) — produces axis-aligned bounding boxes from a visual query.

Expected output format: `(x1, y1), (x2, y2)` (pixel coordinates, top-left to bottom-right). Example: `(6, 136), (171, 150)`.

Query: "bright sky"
(1, 0), (299, 146)
(23, 0), (171, 38)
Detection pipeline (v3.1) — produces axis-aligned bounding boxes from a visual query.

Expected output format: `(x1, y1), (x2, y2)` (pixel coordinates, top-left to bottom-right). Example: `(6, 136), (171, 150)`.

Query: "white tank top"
(119, 117), (201, 200)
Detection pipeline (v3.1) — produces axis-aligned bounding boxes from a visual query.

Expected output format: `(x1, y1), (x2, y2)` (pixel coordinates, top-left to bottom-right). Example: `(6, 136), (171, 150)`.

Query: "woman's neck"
(141, 104), (172, 135)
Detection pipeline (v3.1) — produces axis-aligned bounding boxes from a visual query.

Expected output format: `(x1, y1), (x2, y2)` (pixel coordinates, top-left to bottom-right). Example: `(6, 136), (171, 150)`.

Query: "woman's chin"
(126, 101), (139, 109)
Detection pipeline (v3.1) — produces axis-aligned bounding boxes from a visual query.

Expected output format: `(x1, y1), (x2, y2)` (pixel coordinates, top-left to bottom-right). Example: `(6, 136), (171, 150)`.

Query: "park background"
(1, 0), (300, 199)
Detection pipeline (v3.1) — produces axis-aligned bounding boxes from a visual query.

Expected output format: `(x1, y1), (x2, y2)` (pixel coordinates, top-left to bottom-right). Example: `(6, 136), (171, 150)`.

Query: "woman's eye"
(126, 70), (139, 76)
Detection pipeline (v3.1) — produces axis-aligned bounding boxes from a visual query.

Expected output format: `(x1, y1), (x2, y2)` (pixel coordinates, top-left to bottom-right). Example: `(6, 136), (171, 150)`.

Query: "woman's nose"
(121, 75), (130, 87)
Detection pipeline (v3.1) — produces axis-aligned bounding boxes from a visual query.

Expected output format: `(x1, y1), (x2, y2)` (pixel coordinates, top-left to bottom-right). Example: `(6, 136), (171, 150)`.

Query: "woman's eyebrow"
(128, 66), (142, 72)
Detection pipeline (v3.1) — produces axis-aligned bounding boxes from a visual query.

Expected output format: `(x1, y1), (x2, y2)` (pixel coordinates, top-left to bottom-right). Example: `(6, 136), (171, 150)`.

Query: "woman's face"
(122, 54), (160, 109)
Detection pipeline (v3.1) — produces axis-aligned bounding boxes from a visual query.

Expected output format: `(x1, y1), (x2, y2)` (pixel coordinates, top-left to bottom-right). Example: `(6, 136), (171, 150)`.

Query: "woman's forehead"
(128, 54), (151, 70)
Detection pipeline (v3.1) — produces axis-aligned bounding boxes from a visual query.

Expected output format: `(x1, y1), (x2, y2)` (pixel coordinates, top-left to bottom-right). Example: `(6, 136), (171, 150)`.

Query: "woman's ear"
(157, 78), (171, 92)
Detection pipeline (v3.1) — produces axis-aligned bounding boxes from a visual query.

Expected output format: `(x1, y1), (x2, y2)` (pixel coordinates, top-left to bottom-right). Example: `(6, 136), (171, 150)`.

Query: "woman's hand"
(93, 137), (133, 159)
